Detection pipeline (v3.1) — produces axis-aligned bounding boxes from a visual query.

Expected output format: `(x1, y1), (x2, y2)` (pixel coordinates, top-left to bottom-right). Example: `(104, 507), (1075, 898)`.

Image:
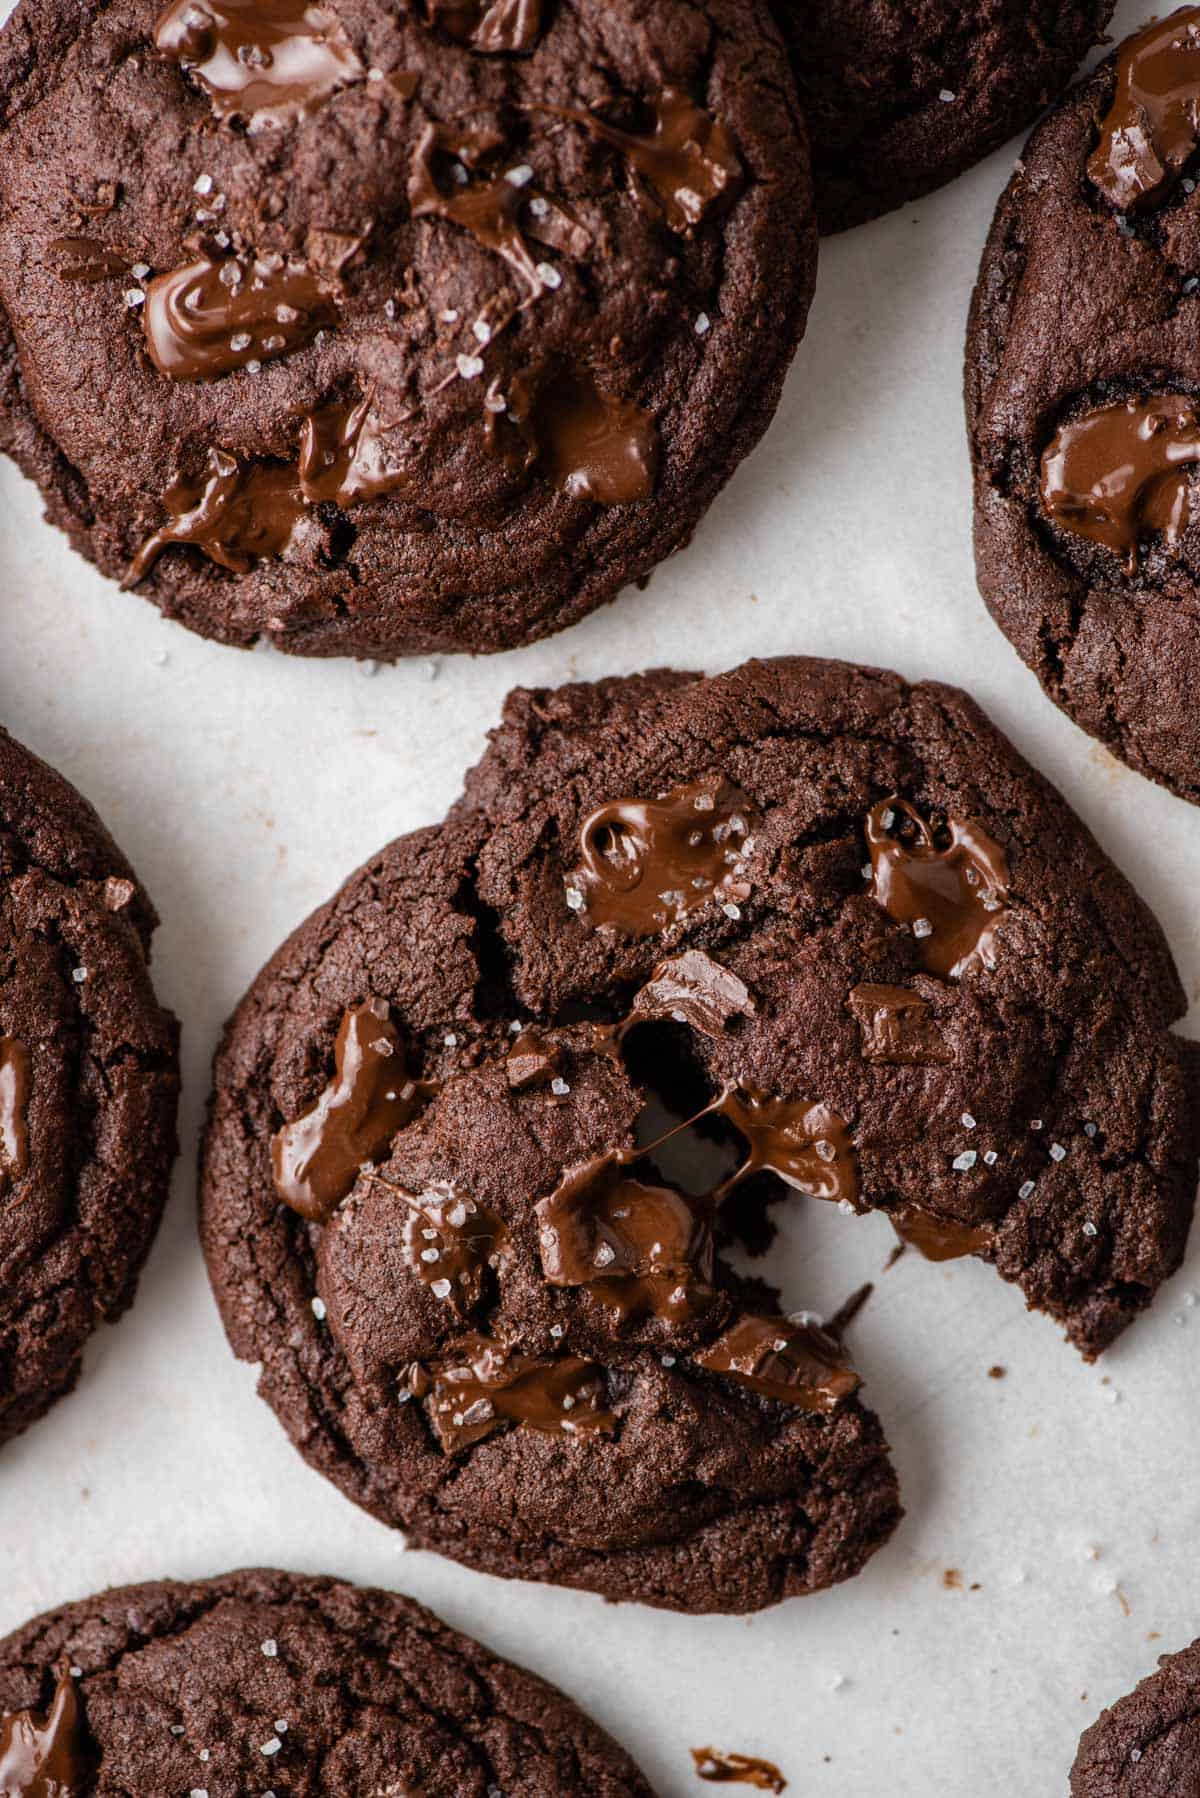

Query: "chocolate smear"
(154, 0), (365, 131)
(568, 777), (756, 934)
(865, 799), (1009, 980)
(1041, 393), (1200, 572)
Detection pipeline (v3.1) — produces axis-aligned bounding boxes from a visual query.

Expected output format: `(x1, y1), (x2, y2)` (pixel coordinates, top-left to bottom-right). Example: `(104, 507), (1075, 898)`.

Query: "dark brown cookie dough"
(0, 0), (815, 661)
(201, 656), (1198, 1612)
(777, 0), (1114, 233)
(1072, 1637), (1200, 1795)
(0, 726), (178, 1450)
(0, 1567), (655, 1795)
(967, 8), (1200, 802)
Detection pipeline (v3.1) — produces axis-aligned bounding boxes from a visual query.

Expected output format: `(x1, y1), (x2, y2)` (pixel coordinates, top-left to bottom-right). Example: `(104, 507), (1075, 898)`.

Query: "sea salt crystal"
(537, 262), (562, 289)
(695, 312), (711, 334)
(456, 353), (484, 379)
(431, 1277), (453, 1298)
(953, 1150), (977, 1171)
(505, 163), (534, 186)
(1018, 1180), (1036, 1200)
(1049, 1142), (1066, 1161)
(311, 1297), (327, 1321)
(912, 917), (933, 939)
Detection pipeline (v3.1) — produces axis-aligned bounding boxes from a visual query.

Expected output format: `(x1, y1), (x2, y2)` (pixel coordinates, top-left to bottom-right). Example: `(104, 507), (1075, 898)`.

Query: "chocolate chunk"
(568, 778), (756, 936)
(1089, 9), (1200, 210)
(550, 89), (743, 234)
(536, 1152), (715, 1321)
(713, 1086), (860, 1208)
(1040, 394), (1200, 574)
(505, 1026), (564, 1090)
(270, 999), (422, 1222)
(692, 1747), (787, 1791)
(888, 1200), (994, 1262)
(0, 1662), (84, 1797)
(630, 949), (755, 1035)
(48, 235), (127, 283)
(424, 0), (543, 54)
(127, 449), (308, 583)
(696, 1313), (860, 1414)
(153, 0), (365, 130)
(865, 799), (1009, 979)
(143, 252), (335, 382)
(390, 1180), (508, 1312)
(421, 1333), (616, 1453)
(848, 982), (949, 1066)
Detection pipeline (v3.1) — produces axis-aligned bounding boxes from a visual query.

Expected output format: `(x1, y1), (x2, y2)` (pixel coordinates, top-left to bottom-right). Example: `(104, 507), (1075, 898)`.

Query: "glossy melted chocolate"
(628, 948), (755, 1036)
(143, 253), (334, 381)
(569, 778), (756, 934)
(424, 0), (543, 53)
(409, 123), (544, 298)
(557, 88), (742, 233)
(127, 448), (308, 583)
(696, 1313), (859, 1414)
(0, 1037), (31, 1191)
(0, 1662), (85, 1797)
(153, 0), (365, 130)
(1040, 393), (1200, 572)
(692, 1748), (787, 1792)
(1089, 8), (1200, 210)
(420, 1333), (615, 1453)
(888, 1200), (995, 1263)
(271, 999), (425, 1222)
(865, 798), (1009, 979)
(536, 1153), (715, 1321)
(488, 364), (659, 504)
(712, 1086), (860, 1207)
(298, 391), (413, 506)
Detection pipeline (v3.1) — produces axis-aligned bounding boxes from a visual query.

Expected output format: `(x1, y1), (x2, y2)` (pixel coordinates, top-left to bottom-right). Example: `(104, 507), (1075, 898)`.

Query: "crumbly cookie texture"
(201, 656), (1198, 1612)
(1072, 1636), (1200, 1796)
(0, 1568), (655, 1795)
(0, 725), (178, 1449)
(0, 0), (814, 659)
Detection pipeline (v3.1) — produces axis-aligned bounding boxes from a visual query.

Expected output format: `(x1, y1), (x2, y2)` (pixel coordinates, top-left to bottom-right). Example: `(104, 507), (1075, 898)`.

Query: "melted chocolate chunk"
(127, 448), (308, 583)
(847, 982), (950, 1067)
(0, 1662), (85, 1797)
(1089, 8), (1200, 210)
(695, 1314), (859, 1414)
(488, 363), (659, 504)
(692, 1748), (787, 1792)
(0, 1037), (31, 1192)
(556, 88), (742, 233)
(394, 1182), (506, 1311)
(298, 391), (413, 506)
(505, 1027), (564, 1090)
(713, 1086), (859, 1207)
(865, 799), (1009, 980)
(629, 950), (755, 1036)
(569, 778), (756, 935)
(423, 0), (543, 54)
(888, 1200), (994, 1262)
(153, 0), (365, 131)
(1040, 394), (1200, 572)
(420, 1333), (616, 1453)
(48, 236), (127, 284)
(536, 1153), (715, 1321)
(271, 1000), (423, 1222)
(143, 253), (335, 382)
(409, 123), (544, 298)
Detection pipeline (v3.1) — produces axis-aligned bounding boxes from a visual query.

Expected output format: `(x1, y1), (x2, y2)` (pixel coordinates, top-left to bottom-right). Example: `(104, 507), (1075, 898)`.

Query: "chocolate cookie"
(778, 0), (1114, 233)
(201, 656), (1198, 1612)
(1071, 1637), (1200, 1795)
(0, 0), (814, 660)
(0, 727), (178, 1449)
(967, 7), (1200, 802)
(0, 1568), (655, 1794)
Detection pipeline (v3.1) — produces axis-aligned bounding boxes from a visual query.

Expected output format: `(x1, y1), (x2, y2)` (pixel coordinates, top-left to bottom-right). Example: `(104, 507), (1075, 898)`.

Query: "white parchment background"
(0, 3), (1196, 1791)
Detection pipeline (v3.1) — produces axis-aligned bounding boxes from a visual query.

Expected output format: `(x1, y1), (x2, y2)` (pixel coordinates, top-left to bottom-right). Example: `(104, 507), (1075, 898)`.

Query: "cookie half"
(0, 727), (178, 1449)
(968, 8), (1200, 801)
(0, 1568), (654, 1794)
(0, 0), (815, 659)
(778, 0), (1114, 233)
(1072, 1637), (1200, 1795)
(202, 657), (1198, 1609)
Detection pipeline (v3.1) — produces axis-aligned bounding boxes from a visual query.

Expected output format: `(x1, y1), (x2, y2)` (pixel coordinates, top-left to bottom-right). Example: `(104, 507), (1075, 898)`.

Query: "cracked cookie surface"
(1072, 1635), (1200, 1795)
(968, 9), (1200, 802)
(776, 0), (1113, 233)
(201, 655), (1197, 1612)
(0, 726), (178, 1450)
(0, 0), (814, 659)
(0, 1567), (655, 1794)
